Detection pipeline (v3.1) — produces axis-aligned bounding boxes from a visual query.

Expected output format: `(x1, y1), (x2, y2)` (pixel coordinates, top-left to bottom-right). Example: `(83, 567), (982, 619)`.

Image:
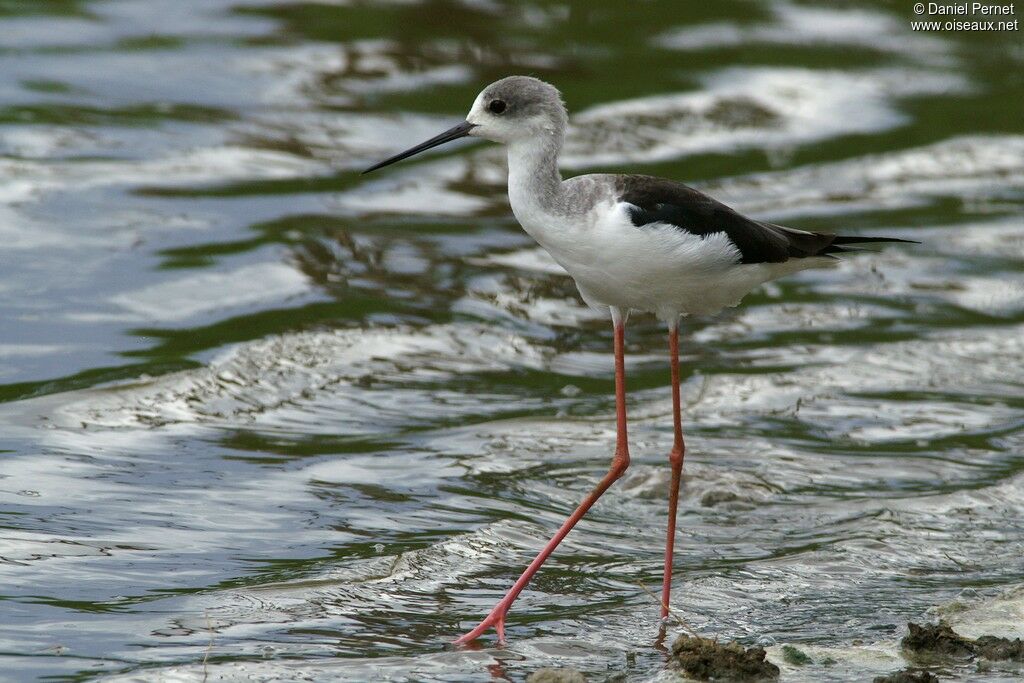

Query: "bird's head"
(363, 75), (566, 173)
(466, 75), (567, 144)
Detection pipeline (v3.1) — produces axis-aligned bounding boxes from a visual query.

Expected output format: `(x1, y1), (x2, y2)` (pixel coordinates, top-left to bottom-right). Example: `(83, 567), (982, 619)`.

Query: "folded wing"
(615, 175), (914, 264)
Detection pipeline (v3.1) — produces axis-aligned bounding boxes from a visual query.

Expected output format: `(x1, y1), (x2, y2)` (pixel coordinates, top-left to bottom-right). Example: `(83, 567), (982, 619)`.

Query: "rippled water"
(1, 1), (1022, 681)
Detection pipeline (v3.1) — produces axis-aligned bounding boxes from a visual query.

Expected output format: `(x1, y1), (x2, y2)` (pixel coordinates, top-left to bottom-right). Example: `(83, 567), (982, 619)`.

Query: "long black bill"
(362, 120), (476, 174)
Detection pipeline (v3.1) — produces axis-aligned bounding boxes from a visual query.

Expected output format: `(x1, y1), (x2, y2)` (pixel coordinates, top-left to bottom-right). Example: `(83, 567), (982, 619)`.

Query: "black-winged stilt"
(363, 75), (913, 645)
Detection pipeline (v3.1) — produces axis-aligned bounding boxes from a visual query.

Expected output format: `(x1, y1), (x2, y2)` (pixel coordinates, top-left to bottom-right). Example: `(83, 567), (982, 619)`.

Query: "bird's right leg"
(660, 318), (686, 619)
(453, 308), (632, 645)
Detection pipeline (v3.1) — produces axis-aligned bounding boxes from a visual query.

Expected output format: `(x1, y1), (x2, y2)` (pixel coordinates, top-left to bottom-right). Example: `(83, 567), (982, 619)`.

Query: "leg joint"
(609, 451), (630, 479)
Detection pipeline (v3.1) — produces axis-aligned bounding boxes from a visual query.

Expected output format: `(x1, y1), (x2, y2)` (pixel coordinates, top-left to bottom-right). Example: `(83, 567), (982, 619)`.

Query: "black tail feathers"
(830, 235), (919, 246)
(818, 234), (918, 258)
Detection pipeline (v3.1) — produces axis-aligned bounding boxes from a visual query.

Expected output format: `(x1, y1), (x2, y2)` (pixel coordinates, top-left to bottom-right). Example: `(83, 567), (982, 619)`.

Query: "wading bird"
(363, 76), (912, 645)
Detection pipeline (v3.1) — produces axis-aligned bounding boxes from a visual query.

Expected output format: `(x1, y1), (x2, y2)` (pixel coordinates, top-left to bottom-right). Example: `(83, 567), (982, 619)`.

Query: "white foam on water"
(0, 145), (327, 249)
(240, 109), (469, 169)
(0, 126), (101, 159)
(334, 175), (491, 215)
(106, 261), (311, 322)
(453, 272), (604, 328)
(0, 145), (324, 202)
(0, 17), (116, 51)
(470, 246), (566, 276)
(21, 323), (547, 433)
(656, 2), (951, 66)
(243, 39), (473, 108)
(563, 67), (968, 167)
(0, 344), (76, 381)
(0, 343), (69, 358)
(706, 135), (1024, 219)
(938, 585), (1024, 640)
(333, 154), (492, 215)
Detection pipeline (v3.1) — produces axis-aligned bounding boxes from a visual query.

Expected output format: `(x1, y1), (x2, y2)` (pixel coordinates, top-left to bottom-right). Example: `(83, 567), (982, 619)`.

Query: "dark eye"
(488, 99), (506, 114)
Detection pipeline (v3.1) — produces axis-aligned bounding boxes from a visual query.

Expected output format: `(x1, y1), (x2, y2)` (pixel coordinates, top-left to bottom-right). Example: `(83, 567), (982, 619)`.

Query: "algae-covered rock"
(670, 634), (779, 681)
(780, 644), (811, 665)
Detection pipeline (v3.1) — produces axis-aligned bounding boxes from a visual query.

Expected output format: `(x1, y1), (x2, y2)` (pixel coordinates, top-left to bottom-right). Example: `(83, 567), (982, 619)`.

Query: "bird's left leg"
(453, 308), (632, 645)
(660, 318), (685, 619)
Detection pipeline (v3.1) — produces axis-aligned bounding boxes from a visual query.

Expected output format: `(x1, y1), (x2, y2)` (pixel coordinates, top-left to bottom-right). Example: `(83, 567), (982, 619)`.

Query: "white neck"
(506, 135), (564, 222)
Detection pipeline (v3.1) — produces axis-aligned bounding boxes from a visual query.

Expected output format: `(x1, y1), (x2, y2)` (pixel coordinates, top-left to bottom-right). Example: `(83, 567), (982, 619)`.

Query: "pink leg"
(454, 313), (632, 645)
(660, 322), (685, 619)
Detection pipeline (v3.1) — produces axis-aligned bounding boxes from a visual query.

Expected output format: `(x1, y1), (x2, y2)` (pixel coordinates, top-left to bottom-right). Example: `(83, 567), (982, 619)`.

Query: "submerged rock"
(670, 634), (780, 681)
(872, 669), (939, 683)
(526, 668), (587, 683)
(902, 621), (1024, 662)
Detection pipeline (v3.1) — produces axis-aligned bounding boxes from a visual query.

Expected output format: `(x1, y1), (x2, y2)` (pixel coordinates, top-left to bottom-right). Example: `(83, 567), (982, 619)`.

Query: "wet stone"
(872, 669), (939, 683)
(901, 621), (1024, 662)
(670, 634), (780, 681)
(901, 621), (975, 660)
(526, 668), (587, 683)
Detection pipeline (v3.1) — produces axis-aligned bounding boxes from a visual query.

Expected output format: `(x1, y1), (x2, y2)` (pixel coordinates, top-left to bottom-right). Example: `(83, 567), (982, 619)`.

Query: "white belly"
(513, 200), (824, 320)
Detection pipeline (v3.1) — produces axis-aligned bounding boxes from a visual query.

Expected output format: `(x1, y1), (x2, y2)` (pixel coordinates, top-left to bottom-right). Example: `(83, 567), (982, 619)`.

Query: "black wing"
(615, 175), (914, 264)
